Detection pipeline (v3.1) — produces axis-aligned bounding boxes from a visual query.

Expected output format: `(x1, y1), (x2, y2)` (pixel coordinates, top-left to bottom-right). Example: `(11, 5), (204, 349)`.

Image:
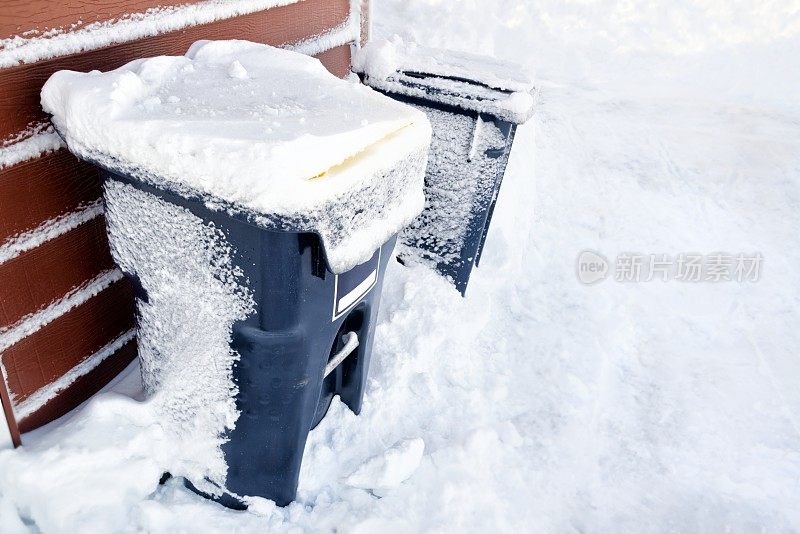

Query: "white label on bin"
(332, 248), (381, 321)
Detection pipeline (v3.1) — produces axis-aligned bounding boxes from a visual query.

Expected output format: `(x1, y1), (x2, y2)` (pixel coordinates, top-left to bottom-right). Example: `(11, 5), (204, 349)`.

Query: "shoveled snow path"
(496, 84), (800, 530)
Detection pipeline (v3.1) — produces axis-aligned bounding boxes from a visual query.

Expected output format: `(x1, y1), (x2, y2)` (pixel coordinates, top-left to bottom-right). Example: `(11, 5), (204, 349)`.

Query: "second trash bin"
(356, 37), (536, 295)
(42, 40), (432, 507)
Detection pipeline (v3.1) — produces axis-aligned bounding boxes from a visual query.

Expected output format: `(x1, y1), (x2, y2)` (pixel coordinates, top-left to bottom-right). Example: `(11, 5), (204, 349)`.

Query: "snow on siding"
(0, 268), (124, 356)
(0, 126), (65, 170)
(0, 266), (125, 419)
(0, 199), (104, 264)
(288, 17), (358, 57)
(13, 329), (136, 420)
(0, 0), (303, 68)
(288, 0), (362, 56)
(103, 180), (255, 492)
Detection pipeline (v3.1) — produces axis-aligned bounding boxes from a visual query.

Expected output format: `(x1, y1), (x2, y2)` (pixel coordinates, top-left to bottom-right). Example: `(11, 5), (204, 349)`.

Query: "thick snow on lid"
(42, 40), (432, 273)
(41, 39), (430, 215)
(355, 36), (536, 124)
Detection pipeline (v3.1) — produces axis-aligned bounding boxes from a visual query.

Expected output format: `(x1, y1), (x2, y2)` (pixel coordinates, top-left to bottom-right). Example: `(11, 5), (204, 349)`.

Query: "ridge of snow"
(1, 121), (54, 147)
(0, 199), (104, 264)
(288, 16), (359, 57)
(0, 0), (302, 68)
(0, 127), (65, 170)
(0, 268), (124, 355)
(13, 329), (136, 420)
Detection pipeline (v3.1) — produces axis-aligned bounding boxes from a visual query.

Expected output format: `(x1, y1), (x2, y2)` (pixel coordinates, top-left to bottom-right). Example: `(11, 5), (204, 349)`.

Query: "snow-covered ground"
(2, 1), (800, 532)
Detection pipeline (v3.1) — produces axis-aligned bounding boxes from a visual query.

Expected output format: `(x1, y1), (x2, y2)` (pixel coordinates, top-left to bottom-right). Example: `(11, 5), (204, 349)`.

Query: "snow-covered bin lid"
(41, 40), (432, 273)
(354, 36), (535, 124)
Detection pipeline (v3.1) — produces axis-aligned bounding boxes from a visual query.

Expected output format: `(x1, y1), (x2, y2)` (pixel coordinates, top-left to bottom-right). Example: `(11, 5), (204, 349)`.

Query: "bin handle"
(324, 332), (359, 378)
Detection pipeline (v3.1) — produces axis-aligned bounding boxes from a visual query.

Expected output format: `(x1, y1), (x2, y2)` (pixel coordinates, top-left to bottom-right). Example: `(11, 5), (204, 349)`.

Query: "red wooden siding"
(0, 150), (101, 244)
(0, 0), (363, 446)
(0, 216), (115, 329)
(17, 339), (138, 432)
(2, 277), (135, 404)
(0, 0), (204, 40)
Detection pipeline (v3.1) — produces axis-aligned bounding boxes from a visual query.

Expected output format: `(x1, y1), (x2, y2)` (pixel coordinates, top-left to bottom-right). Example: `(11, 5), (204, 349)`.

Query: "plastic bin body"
(372, 91), (517, 295)
(101, 168), (395, 508)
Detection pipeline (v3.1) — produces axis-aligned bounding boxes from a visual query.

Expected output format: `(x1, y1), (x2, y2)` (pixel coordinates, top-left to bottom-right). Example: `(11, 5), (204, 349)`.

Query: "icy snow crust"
(103, 180), (255, 492)
(42, 40), (431, 273)
(355, 36), (536, 124)
(399, 110), (508, 270)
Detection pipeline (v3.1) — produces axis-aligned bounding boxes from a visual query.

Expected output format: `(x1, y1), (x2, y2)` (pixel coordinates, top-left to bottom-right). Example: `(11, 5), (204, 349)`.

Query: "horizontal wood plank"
(0, 0), (202, 41)
(2, 277), (135, 403)
(17, 338), (136, 433)
(0, 0), (351, 141)
(0, 216), (115, 329)
(0, 148), (101, 244)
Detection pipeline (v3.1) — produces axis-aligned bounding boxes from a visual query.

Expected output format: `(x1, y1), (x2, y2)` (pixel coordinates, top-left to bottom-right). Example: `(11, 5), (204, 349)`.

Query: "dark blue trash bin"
(358, 43), (535, 295)
(42, 39), (432, 509)
(102, 168), (396, 508)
